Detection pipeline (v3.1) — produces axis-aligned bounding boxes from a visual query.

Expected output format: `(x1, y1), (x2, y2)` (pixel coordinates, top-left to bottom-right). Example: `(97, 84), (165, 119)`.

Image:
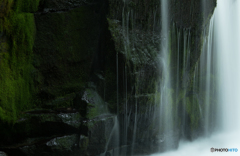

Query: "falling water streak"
(205, 28), (211, 134)
(125, 65), (128, 147)
(159, 0), (174, 150)
(131, 94), (138, 155)
(104, 116), (120, 155)
(187, 31), (191, 70)
(176, 28), (180, 104)
(193, 63), (203, 121)
(199, 33), (206, 134)
(126, 12), (130, 57)
(122, 0), (131, 149)
(116, 53), (119, 116)
(174, 27), (181, 131)
(130, 11), (137, 151)
(199, 16), (214, 135)
(181, 30), (191, 138)
(181, 31), (187, 138)
(199, 27), (206, 135)
(199, 0), (215, 135)
(151, 1), (240, 155)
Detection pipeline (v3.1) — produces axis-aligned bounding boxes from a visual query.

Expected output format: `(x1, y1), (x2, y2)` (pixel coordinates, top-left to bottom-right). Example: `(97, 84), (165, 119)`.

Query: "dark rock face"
(33, 5), (103, 106)
(106, 0), (217, 154)
(0, 110), (118, 156)
(39, 0), (99, 12)
(0, 0), (216, 155)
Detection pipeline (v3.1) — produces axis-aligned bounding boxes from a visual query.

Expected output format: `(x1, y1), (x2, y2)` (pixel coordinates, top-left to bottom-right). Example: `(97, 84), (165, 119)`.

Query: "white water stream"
(151, 0), (240, 155)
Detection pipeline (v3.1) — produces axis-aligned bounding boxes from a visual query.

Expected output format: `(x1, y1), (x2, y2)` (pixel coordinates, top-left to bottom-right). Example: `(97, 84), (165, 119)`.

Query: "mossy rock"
(185, 96), (201, 131)
(0, 0), (40, 123)
(80, 88), (109, 119)
(84, 115), (117, 155)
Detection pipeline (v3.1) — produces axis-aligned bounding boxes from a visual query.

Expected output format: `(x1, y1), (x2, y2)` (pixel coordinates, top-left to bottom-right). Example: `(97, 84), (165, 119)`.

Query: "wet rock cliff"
(0, 0), (216, 155)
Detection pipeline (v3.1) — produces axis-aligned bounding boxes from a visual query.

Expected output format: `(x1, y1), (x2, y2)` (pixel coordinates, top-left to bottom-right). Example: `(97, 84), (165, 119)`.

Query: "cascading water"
(181, 29), (191, 139)
(103, 116), (120, 156)
(158, 0), (174, 151)
(215, 0), (240, 132)
(202, 15), (215, 136)
(152, 0), (240, 155)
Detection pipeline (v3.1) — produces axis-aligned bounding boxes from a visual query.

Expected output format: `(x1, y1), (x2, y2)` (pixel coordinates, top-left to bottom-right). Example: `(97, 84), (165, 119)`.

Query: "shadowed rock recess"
(0, 0), (216, 155)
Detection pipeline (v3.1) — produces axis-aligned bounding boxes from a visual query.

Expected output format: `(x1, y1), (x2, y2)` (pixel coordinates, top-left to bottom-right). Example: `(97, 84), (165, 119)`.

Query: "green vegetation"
(0, 0), (40, 123)
(186, 96), (200, 131)
(14, 0), (40, 13)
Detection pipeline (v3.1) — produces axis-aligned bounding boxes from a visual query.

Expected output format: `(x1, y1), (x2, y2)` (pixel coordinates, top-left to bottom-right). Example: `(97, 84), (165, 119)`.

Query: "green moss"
(176, 89), (186, 104)
(14, 0), (40, 13)
(0, 0), (14, 17)
(0, 1), (39, 123)
(85, 89), (109, 119)
(186, 96), (200, 131)
(87, 107), (99, 119)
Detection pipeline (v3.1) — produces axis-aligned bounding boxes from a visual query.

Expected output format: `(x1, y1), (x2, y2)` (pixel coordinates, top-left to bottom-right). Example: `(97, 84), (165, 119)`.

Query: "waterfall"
(181, 29), (191, 139)
(158, 0), (174, 151)
(103, 116), (120, 156)
(152, 0), (240, 155)
(131, 94), (138, 155)
(200, 15), (215, 136)
(215, 0), (240, 132)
